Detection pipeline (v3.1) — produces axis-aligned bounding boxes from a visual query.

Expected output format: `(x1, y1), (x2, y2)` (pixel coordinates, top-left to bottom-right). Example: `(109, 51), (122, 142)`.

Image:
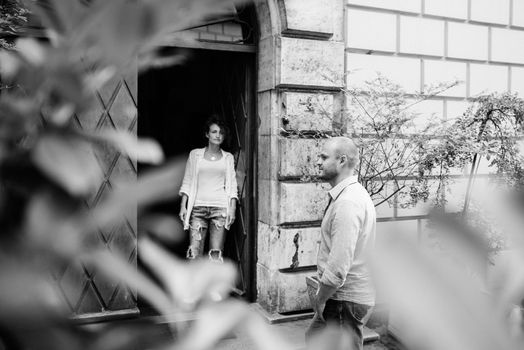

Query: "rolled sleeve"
(179, 151), (194, 197)
(319, 200), (363, 289)
(228, 155), (239, 200)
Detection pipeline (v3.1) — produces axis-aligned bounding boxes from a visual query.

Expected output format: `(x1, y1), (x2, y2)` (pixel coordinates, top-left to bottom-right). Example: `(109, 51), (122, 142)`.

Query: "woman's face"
(206, 123), (225, 146)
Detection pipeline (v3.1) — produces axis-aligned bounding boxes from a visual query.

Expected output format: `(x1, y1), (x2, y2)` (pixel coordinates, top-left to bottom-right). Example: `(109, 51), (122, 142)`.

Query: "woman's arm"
(179, 194), (188, 222)
(179, 151), (194, 198)
(226, 154), (238, 229)
(228, 154), (238, 200)
(226, 197), (237, 230)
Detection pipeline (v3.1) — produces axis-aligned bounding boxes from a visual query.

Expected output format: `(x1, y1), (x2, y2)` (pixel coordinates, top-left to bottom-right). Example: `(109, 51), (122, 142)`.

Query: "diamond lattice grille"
(53, 70), (138, 317)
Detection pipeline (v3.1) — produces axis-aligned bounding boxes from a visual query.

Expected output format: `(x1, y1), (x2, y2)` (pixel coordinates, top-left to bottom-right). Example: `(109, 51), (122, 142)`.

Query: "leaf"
(95, 130), (164, 165)
(0, 50), (20, 78)
(87, 160), (185, 230)
(372, 234), (517, 350)
(22, 0), (87, 39)
(84, 67), (116, 91)
(16, 38), (45, 65)
(138, 50), (188, 73)
(85, 250), (172, 314)
(24, 189), (85, 257)
(44, 103), (75, 126)
(138, 214), (184, 244)
(241, 312), (296, 350)
(176, 300), (251, 350)
(139, 238), (236, 310)
(87, 321), (168, 350)
(0, 257), (67, 321)
(47, 0), (88, 36)
(32, 133), (102, 196)
(305, 326), (353, 350)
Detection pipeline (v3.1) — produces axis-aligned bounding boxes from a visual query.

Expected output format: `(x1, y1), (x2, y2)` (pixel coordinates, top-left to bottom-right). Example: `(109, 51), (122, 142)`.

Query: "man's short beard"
(320, 171), (337, 180)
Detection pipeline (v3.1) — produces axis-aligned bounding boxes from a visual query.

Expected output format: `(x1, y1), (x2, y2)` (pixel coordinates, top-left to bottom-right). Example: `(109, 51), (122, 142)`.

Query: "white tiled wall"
(469, 63), (508, 96)
(346, 8), (396, 52)
(491, 28), (524, 64)
(447, 22), (489, 61)
(511, 67), (524, 96)
(423, 60), (467, 97)
(345, 0), (524, 218)
(404, 99), (445, 133)
(513, 0), (524, 27)
(399, 16), (444, 56)
(346, 1), (524, 99)
(470, 0), (510, 25)
(445, 179), (469, 212)
(347, 0), (420, 13)
(346, 53), (421, 92)
(446, 100), (470, 121)
(424, 0), (468, 20)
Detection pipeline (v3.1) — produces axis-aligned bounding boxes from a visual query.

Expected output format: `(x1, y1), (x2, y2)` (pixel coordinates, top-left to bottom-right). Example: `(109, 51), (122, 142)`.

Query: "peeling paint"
(290, 231), (300, 268)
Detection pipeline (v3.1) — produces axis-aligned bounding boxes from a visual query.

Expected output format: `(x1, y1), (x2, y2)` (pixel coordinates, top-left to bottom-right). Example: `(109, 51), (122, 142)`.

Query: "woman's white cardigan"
(179, 148), (238, 230)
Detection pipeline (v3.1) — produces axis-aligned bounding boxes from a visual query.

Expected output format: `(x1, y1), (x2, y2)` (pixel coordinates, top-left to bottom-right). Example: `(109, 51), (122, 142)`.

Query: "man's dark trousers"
(305, 299), (373, 350)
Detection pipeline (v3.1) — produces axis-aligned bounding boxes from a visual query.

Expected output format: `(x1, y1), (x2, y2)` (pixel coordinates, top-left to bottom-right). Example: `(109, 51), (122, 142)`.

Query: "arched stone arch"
(252, 0), (346, 315)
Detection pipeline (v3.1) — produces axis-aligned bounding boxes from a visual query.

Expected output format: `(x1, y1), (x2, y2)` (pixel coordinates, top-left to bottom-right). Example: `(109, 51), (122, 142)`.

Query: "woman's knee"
(186, 246), (198, 259)
(208, 249), (223, 263)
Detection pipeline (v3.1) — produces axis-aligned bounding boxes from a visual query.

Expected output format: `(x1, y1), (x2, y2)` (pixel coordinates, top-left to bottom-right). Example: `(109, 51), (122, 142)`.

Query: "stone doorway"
(138, 45), (257, 300)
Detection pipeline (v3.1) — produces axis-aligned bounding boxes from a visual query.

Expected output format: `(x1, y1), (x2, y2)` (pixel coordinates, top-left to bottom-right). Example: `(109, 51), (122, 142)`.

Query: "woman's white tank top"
(194, 157), (228, 208)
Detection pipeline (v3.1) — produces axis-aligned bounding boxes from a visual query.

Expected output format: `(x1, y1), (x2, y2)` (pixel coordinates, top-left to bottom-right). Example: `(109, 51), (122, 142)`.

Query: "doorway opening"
(138, 47), (257, 301)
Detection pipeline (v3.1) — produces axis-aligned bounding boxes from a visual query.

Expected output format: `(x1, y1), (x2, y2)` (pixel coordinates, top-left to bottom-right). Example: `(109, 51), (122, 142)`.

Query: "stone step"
(251, 303), (380, 343)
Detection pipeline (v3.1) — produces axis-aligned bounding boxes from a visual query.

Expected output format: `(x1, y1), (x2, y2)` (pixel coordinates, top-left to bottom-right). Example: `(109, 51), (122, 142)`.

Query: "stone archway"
(253, 0), (346, 315)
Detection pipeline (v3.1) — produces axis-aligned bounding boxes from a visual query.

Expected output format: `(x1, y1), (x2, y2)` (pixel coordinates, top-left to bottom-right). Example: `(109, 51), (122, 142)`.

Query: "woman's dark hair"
(203, 115), (229, 141)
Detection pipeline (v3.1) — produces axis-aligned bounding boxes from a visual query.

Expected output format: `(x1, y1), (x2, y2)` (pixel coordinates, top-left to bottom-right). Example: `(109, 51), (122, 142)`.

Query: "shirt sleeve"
(319, 199), (363, 288)
(179, 150), (194, 197)
(228, 154), (239, 200)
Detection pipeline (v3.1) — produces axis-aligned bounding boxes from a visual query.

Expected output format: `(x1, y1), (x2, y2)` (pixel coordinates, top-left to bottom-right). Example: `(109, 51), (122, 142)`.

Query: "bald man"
(305, 137), (376, 350)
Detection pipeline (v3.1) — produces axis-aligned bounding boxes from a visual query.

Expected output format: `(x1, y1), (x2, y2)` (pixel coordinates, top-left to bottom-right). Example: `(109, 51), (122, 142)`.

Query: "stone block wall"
(256, 0), (345, 314)
(346, 0), (524, 126)
(256, 0), (524, 314)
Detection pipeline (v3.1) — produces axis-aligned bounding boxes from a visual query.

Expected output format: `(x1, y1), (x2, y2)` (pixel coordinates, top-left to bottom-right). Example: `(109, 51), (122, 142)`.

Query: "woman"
(179, 116), (238, 262)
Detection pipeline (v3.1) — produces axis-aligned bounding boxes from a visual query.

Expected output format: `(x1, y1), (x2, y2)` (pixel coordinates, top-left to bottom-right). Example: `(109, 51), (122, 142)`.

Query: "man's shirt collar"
(328, 175), (359, 201)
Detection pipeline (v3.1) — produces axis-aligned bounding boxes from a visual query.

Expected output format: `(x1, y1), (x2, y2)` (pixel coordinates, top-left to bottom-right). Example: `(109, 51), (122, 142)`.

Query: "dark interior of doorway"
(140, 48), (252, 157)
(138, 48), (254, 308)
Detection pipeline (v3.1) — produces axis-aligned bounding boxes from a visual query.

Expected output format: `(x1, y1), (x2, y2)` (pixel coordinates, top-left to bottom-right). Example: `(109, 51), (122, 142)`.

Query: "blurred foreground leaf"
(372, 233), (517, 350)
(138, 214), (184, 244)
(139, 238), (236, 311)
(32, 133), (102, 196)
(93, 130), (164, 165)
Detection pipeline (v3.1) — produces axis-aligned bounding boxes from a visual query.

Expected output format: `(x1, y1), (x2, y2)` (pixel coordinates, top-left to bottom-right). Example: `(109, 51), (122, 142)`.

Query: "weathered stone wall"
(256, 0), (524, 315)
(255, 0), (346, 314)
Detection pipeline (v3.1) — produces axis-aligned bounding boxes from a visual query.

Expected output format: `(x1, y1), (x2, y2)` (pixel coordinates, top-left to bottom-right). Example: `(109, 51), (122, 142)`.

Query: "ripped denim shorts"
(187, 206), (227, 259)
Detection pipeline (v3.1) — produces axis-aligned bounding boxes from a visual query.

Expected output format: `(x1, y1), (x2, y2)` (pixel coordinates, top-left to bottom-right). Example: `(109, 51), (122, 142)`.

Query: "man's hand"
(313, 282), (337, 321)
(312, 295), (326, 321)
